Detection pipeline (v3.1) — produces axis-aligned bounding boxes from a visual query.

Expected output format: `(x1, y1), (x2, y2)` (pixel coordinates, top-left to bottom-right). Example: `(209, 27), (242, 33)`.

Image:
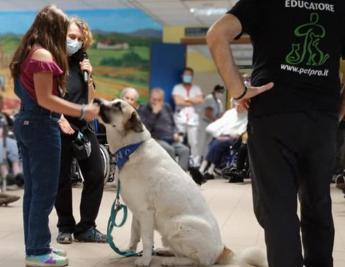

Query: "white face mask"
(66, 37), (82, 56)
(182, 75), (193, 84)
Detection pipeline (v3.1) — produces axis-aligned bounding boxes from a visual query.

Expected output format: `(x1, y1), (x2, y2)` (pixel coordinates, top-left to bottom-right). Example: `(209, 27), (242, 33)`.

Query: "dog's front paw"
(135, 256), (152, 267)
(127, 244), (138, 252)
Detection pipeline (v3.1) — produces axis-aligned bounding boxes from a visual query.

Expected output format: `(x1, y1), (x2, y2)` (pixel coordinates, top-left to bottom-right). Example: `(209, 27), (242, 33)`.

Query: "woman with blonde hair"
(10, 5), (98, 267)
(55, 17), (106, 244)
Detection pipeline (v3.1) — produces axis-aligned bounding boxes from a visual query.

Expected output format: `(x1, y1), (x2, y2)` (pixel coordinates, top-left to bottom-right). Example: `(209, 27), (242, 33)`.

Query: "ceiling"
(0, 0), (239, 27)
(130, 0), (238, 27)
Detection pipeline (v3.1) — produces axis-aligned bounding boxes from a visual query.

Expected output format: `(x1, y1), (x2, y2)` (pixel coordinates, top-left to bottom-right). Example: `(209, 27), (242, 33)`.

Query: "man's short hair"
(183, 67), (194, 75)
(150, 88), (165, 99)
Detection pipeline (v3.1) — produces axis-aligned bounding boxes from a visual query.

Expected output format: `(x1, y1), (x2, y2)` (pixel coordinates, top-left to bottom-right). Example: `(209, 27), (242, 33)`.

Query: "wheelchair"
(70, 120), (116, 185)
(219, 139), (250, 183)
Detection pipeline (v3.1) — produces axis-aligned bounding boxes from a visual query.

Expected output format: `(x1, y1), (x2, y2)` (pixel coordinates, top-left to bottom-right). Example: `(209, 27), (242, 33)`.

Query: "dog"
(96, 98), (267, 267)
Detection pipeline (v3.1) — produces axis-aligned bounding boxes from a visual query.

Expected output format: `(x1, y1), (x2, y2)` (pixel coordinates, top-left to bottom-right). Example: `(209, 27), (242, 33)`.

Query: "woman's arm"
(32, 49), (98, 121)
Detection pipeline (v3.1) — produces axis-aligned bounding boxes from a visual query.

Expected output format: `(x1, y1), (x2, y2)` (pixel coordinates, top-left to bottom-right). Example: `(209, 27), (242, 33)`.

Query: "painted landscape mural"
(0, 8), (162, 112)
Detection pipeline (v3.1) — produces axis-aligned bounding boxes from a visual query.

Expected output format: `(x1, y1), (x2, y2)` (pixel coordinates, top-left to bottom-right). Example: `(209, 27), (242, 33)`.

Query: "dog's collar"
(115, 141), (144, 170)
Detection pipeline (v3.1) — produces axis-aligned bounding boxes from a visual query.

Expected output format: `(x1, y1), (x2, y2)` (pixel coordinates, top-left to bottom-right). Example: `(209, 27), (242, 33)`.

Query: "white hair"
(121, 87), (139, 100)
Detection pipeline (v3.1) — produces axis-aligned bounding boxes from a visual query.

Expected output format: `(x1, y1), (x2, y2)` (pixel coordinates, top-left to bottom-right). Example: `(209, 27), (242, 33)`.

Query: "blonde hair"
(69, 16), (94, 50)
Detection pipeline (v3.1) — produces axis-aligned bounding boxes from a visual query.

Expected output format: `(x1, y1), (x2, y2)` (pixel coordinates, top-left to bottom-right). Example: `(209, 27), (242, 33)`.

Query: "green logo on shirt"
(285, 13), (329, 66)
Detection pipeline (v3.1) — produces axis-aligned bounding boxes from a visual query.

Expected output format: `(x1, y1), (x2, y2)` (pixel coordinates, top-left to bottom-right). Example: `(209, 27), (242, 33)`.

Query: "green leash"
(107, 178), (142, 257)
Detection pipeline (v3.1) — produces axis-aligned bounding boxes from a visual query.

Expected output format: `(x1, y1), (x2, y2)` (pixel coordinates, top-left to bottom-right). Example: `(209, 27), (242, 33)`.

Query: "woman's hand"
(83, 103), (100, 121)
(58, 116), (75, 135)
(80, 59), (93, 75)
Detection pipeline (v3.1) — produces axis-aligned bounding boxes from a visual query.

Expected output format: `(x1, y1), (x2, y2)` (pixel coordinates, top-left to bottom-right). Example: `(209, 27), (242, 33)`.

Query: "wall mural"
(0, 8), (162, 113)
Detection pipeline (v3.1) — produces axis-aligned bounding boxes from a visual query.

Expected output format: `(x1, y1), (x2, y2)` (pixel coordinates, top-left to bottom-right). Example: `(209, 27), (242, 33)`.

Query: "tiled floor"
(1, 179), (345, 267)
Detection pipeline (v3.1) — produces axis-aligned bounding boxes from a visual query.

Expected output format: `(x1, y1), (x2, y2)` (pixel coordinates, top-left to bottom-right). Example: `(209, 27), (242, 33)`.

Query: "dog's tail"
(216, 246), (267, 267)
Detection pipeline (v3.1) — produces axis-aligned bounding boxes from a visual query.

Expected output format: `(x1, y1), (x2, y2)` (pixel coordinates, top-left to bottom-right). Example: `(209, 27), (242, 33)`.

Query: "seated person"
(138, 88), (190, 171)
(199, 101), (248, 179)
(0, 114), (22, 186)
(120, 87), (140, 109)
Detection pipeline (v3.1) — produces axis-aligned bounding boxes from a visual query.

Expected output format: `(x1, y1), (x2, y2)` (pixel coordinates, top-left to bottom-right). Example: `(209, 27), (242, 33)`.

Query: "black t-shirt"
(228, 0), (345, 117)
(64, 52), (89, 128)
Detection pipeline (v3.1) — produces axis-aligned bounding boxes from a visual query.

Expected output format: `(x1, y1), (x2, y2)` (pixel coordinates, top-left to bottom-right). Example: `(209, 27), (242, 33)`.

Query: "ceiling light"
(190, 7), (228, 16)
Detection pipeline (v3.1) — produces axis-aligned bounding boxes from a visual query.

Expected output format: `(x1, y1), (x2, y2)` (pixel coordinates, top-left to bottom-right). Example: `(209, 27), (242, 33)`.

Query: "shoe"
(52, 248), (67, 257)
(56, 232), (72, 244)
(203, 172), (215, 180)
(336, 175), (345, 190)
(229, 174), (244, 183)
(25, 252), (68, 267)
(74, 227), (107, 243)
(188, 167), (207, 185)
(0, 193), (20, 206)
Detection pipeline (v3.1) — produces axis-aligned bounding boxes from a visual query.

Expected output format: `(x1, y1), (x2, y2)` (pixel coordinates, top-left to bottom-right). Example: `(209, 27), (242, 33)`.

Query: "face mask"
(66, 37), (82, 56)
(182, 75), (193, 84)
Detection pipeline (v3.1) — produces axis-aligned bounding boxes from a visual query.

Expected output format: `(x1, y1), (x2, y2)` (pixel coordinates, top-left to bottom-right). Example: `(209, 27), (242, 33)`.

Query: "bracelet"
(233, 86), (248, 101)
(79, 104), (86, 120)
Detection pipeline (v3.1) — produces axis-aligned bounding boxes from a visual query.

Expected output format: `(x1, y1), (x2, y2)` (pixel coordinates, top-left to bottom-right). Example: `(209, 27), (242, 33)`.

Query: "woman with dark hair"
(9, 5), (99, 267)
(55, 17), (106, 244)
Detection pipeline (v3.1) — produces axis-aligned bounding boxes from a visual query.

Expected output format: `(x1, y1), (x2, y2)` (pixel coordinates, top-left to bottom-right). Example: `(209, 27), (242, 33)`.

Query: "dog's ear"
(93, 98), (103, 106)
(124, 111), (143, 133)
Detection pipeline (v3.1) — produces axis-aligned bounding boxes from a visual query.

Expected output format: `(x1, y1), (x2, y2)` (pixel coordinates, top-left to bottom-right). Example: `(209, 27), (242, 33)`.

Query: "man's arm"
(173, 94), (192, 106)
(339, 83), (345, 121)
(207, 14), (273, 101)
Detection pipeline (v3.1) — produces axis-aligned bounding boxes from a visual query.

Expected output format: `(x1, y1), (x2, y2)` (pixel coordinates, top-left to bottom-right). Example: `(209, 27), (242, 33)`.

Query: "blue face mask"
(66, 37), (82, 56)
(182, 75), (193, 84)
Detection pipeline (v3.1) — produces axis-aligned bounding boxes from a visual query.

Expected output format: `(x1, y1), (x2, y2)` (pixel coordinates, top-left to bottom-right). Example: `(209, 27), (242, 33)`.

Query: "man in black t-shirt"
(207, 1), (345, 267)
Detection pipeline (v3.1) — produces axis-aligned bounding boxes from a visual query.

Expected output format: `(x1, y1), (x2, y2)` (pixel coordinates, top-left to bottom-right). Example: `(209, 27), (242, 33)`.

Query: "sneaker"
(56, 232), (72, 244)
(0, 193), (20, 206)
(74, 227), (107, 243)
(25, 252), (68, 267)
(52, 248), (67, 257)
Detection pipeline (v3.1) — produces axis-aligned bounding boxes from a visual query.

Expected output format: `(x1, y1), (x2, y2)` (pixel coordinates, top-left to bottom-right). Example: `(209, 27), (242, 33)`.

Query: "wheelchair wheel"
(99, 144), (111, 184)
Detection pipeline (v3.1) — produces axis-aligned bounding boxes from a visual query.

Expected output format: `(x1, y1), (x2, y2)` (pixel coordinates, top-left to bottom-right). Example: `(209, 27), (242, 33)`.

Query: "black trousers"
(248, 111), (336, 267)
(55, 129), (104, 234)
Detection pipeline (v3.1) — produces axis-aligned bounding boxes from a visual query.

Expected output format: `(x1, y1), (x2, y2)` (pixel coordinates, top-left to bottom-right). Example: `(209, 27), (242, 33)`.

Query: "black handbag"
(71, 130), (92, 160)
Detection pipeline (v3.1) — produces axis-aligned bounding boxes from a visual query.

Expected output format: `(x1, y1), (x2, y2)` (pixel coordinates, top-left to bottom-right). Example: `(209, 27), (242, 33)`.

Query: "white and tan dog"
(96, 99), (267, 267)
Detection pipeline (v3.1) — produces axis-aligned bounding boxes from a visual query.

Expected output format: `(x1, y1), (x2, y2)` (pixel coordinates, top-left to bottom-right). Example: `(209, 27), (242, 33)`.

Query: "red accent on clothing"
(19, 50), (63, 101)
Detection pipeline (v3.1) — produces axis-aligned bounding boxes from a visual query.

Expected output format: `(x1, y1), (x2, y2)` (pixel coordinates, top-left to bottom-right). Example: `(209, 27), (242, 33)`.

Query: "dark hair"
(183, 67), (194, 75)
(214, 84), (225, 93)
(9, 5), (69, 94)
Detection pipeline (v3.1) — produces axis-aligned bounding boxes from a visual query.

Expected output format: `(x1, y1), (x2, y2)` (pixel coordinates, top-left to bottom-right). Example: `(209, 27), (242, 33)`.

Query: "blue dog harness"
(115, 142), (144, 170)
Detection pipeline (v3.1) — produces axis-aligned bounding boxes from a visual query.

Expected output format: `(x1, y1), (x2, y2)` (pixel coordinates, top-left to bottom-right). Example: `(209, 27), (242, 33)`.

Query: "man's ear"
(124, 112), (144, 133)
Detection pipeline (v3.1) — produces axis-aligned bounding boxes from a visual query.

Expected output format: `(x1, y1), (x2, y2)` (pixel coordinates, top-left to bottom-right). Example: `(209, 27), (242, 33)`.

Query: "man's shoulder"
(172, 83), (184, 93)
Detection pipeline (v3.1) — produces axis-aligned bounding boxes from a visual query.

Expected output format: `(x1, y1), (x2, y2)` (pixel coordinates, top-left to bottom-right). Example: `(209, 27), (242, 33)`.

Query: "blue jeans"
(15, 113), (61, 256)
